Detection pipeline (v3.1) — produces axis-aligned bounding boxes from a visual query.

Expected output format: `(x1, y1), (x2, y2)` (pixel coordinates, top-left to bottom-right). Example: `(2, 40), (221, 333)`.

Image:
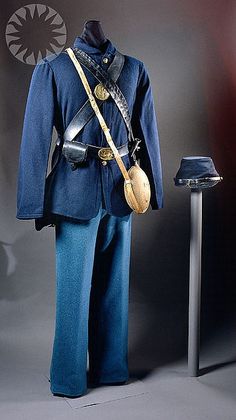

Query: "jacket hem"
(16, 213), (44, 219)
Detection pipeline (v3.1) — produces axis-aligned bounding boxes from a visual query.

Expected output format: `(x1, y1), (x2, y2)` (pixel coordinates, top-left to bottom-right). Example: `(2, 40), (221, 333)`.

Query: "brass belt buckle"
(98, 147), (114, 160)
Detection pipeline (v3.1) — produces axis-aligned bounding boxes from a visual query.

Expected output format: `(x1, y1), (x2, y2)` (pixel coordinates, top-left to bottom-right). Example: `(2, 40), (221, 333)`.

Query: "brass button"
(102, 57), (109, 64)
(101, 161), (107, 166)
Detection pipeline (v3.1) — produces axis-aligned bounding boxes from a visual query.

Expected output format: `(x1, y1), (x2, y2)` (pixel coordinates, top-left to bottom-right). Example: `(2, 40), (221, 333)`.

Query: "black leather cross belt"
(72, 47), (135, 144)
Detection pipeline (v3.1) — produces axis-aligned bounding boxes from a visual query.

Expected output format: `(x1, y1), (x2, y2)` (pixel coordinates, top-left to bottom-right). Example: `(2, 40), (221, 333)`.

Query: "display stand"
(174, 156), (222, 377)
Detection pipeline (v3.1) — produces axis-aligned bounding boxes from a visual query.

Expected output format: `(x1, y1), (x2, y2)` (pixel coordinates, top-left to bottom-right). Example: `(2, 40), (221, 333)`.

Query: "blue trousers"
(49, 202), (133, 396)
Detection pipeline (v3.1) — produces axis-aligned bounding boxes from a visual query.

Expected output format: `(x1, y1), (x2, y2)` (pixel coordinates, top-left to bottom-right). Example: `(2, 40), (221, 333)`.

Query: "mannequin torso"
(80, 20), (108, 50)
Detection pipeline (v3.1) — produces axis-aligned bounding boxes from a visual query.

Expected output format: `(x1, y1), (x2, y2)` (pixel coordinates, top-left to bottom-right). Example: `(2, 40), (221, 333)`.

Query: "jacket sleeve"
(131, 61), (163, 209)
(16, 60), (56, 219)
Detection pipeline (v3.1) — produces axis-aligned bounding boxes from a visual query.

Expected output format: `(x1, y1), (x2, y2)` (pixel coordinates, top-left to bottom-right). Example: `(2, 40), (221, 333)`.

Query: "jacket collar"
(73, 36), (117, 58)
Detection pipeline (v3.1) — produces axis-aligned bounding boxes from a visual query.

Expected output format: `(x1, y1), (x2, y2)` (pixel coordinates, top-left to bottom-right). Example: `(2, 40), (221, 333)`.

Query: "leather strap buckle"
(98, 147), (114, 160)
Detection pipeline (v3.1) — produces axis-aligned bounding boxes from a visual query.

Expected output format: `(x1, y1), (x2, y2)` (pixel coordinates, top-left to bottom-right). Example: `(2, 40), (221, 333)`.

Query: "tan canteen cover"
(124, 162), (151, 213)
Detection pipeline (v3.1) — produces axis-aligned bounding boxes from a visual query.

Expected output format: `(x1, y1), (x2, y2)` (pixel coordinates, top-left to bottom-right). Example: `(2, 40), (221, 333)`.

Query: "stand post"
(188, 189), (202, 377)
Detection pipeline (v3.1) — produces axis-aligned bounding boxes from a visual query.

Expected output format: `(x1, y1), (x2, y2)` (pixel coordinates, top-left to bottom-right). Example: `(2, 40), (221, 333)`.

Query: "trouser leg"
(49, 209), (104, 396)
(88, 211), (133, 383)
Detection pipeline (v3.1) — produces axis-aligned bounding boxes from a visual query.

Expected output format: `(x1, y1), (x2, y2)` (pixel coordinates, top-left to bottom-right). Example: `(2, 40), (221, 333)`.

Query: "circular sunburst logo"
(5, 4), (67, 65)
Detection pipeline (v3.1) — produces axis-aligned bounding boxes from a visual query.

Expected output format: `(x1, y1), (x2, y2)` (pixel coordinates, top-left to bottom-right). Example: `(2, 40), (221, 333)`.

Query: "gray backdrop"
(1, 0), (235, 376)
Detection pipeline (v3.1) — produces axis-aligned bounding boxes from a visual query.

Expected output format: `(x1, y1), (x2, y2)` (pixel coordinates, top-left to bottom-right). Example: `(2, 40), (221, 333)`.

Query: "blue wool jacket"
(16, 36), (163, 230)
